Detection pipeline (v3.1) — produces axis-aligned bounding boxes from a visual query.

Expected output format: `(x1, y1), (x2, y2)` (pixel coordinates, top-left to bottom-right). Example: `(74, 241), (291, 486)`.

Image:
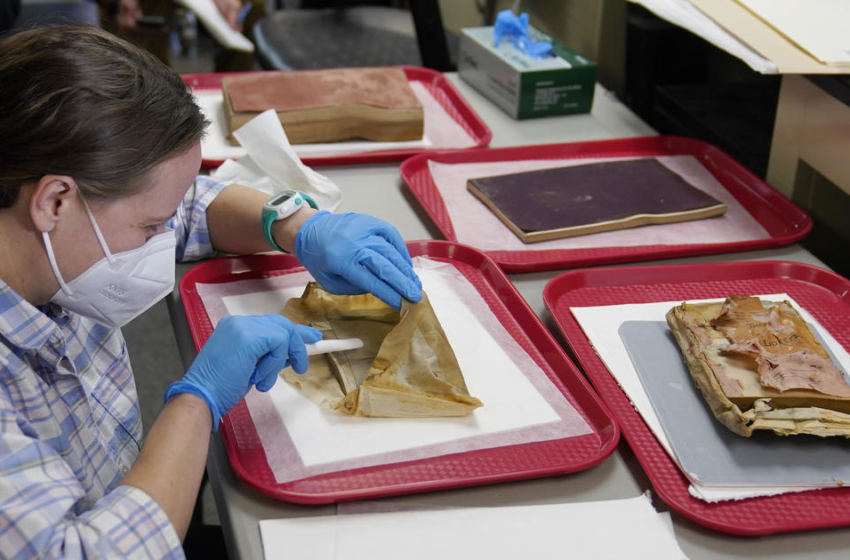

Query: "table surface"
(167, 74), (850, 560)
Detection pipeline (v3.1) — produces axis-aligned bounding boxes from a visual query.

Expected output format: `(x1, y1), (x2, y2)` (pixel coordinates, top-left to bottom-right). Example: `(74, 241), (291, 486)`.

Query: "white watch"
(260, 190), (317, 253)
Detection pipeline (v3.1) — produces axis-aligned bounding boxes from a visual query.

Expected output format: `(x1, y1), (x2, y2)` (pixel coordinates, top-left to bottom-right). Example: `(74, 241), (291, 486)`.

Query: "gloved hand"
(164, 314), (322, 431)
(295, 211), (423, 310)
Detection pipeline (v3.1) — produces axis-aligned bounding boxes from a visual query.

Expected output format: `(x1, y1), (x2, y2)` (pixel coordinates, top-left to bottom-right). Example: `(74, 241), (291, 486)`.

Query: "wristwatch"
(260, 190), (318, 253)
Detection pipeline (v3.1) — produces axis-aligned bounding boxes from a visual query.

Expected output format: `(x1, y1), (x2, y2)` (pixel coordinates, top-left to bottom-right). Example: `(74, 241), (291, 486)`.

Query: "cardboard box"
(458, 25), (596, 120)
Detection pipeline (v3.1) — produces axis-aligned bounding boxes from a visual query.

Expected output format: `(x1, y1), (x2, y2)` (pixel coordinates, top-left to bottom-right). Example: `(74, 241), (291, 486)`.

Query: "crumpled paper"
(211, 109), (342, 210)
(282, 282), (483, 417)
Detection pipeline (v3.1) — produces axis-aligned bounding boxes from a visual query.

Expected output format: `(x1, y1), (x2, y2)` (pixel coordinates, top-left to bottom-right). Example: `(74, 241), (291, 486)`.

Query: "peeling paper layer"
(572, 294), (850, 502)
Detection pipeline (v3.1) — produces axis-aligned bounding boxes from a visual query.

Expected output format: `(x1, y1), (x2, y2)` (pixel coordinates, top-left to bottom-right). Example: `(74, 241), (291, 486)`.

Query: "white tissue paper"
(210, 109), (343, 211)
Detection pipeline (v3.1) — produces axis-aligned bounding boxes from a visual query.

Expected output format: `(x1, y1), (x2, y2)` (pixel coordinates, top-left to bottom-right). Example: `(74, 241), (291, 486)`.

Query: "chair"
(253, 0), (454, 72)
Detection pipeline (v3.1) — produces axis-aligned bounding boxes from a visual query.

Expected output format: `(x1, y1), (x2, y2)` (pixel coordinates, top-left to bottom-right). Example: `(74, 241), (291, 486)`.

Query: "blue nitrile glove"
(164, 314), (322, 431)
(493, 9), (552, 58)
(295, 211), (423, 311)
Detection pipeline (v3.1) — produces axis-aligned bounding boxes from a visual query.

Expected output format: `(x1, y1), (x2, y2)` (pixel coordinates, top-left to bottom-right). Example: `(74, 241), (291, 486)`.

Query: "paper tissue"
(210, 109), (343, 211)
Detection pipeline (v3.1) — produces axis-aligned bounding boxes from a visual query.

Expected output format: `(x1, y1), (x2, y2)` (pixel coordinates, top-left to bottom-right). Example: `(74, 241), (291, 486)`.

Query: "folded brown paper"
(667, 296), (850, 437)
(281, 282), (482, 417)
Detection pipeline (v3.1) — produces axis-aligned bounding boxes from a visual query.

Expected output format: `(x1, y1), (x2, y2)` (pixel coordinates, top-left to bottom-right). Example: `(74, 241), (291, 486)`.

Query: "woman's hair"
(0, 25), (208, 208)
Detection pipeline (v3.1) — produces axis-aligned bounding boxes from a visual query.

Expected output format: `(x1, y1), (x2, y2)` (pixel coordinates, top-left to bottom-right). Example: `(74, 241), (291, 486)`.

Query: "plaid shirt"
(0, 176), (228, 559)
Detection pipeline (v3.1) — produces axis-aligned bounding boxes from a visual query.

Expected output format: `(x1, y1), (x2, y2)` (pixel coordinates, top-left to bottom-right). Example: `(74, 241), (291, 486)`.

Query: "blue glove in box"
(458, 18), (596, 120)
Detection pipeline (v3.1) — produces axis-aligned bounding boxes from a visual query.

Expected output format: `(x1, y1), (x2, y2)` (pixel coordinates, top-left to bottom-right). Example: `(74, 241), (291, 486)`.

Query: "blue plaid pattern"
(0, 176), (228, 559)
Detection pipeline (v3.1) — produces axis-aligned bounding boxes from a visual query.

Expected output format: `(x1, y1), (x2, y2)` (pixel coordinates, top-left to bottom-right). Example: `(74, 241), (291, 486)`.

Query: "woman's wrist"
(163, 392), (214, 432)
(271, 205), (317, 253)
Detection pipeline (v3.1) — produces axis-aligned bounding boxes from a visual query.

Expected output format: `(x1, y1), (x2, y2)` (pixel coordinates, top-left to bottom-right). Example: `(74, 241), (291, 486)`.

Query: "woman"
(0, 26), (421, 558)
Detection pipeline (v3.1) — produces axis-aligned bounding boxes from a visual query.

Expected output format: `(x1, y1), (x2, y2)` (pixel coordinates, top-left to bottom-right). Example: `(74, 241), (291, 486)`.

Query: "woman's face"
(62, 142), (202, 280)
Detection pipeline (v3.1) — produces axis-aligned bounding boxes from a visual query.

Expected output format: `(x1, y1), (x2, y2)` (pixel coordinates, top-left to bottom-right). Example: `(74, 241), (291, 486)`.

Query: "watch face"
(270, 191), (295, 206)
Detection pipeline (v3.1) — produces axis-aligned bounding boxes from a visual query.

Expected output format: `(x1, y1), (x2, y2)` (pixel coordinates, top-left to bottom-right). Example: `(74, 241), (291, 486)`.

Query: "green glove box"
(458, 25), (596, 120)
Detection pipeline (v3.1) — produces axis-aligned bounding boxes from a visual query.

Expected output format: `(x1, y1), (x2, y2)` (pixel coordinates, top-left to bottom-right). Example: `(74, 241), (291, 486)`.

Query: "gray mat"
(619, 320), (850, 487)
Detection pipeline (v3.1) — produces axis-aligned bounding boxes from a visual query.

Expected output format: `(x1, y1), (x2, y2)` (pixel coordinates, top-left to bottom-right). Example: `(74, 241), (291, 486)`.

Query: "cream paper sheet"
(690, 0), (849, 74)
(258, 493), (688, 560)
(628, 0), (777, 73)
(426, 155), (770, 253)
(196, 80), (476, 163)
(570, 294), (850, 502)
(736, 0), (850, 67)
(196, 257), (591, 483)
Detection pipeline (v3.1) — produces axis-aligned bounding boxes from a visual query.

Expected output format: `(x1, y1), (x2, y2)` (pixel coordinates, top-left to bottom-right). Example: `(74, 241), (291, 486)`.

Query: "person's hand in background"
(295, 211), (423, 311)
(164, 314), (322, 431)
(103, 0), (169, 37)
(213, 0), (243, 31)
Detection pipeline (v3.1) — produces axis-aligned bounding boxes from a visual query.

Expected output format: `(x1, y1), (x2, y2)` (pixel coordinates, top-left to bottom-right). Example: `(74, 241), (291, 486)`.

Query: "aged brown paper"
(281, 282), (483, 417)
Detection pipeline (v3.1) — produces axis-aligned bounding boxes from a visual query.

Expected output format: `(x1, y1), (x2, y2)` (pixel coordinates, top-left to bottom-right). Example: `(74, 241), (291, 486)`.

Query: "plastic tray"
(543, 260), (850, 536)
(179, 241), (618, 504)
(183, 66), (491, 169)
(399, 136), (812, 273)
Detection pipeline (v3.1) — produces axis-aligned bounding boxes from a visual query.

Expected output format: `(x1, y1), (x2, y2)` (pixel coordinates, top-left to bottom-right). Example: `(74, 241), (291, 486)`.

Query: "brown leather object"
(666, 296), (850, 437)
(221, 67), (424, 145)
(467, 158), (727, 243)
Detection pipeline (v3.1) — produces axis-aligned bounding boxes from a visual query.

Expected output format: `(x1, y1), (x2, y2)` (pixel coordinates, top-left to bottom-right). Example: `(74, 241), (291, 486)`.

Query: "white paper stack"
(259, 494), (688, 560)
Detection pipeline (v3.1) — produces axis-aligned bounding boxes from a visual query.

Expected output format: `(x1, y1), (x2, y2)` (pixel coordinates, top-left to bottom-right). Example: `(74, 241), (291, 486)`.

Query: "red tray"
(399, 136), (812, 273)
(179, 241), (618, 504)
(543, 260), (850, 536)
(183, 66), (492, 169)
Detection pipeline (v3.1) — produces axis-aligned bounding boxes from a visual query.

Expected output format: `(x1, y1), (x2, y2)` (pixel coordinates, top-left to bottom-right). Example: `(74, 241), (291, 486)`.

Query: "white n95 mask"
(42, 197), (176, 329)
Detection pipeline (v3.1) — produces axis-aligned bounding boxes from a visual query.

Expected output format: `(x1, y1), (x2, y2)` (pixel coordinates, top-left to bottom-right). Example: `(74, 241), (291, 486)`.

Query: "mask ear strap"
(43, 231), (73, 296)
(79, 195), (116, 264)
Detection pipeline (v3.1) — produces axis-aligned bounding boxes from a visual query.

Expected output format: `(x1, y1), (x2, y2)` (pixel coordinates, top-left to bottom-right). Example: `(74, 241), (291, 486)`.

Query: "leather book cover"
(221, 67), (424, 145)
(466, 158), (727, 243)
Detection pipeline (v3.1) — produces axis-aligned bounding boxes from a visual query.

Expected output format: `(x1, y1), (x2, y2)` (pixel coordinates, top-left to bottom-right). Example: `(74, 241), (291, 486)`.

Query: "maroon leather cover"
(468, 158), (724, 233)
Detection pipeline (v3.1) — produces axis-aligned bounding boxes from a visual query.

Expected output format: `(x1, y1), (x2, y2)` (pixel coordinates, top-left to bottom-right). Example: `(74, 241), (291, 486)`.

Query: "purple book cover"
(467, 158), (725, 235)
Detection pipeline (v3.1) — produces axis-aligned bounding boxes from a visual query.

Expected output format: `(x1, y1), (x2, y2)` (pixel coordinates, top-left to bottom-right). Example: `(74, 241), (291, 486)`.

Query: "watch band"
(261, 191), (319, 253)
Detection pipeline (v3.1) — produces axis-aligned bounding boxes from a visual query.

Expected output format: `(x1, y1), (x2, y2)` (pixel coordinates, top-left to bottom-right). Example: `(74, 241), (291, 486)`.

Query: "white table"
(167, 74), (850, 560)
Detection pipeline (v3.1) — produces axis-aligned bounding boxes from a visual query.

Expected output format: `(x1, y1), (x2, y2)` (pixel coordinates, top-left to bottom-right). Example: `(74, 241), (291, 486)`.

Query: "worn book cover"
(221, 67), (424, 145)
(666, 295), (850, 437)
(466, 158), (727, 243)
